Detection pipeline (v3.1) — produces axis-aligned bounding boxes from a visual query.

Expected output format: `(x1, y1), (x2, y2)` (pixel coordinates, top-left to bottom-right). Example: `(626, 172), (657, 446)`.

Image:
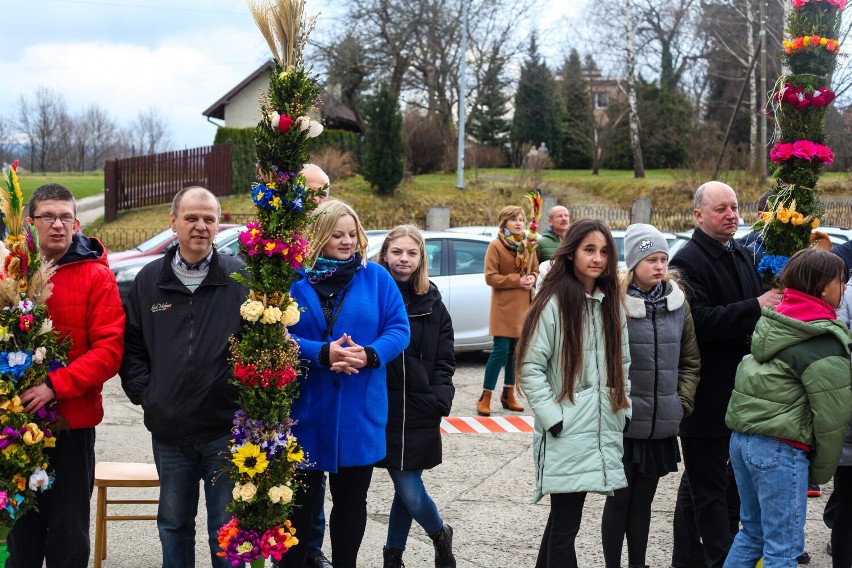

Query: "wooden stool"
(93, 462), (159, 568)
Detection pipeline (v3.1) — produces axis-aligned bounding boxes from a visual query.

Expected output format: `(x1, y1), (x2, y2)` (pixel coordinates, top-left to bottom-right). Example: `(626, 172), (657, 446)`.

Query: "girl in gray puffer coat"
(601, 224), (701, 568)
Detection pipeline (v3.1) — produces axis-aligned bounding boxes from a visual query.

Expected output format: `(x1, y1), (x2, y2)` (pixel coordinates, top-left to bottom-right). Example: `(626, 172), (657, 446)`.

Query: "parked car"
(111, 225), (245, 300)
(107, 224), (237, 264)
(446, 226), (501, 239)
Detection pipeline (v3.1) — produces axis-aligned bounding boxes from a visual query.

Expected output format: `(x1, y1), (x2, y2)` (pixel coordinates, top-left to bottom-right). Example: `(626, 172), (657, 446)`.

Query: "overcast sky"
(2, 0), (585, 151)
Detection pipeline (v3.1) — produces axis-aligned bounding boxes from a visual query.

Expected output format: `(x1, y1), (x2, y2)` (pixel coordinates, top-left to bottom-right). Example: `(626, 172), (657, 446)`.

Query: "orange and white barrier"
(440, 416), (535, 434)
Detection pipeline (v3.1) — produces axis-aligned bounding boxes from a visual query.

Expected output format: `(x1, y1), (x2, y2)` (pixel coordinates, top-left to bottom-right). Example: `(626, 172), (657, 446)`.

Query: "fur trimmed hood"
(623, 280), (685, 318)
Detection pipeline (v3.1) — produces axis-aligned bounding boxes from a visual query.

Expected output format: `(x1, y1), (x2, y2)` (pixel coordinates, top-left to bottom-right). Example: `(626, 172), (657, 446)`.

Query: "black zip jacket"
(120, 247), (247, 445)
(377, 282), (455, 471)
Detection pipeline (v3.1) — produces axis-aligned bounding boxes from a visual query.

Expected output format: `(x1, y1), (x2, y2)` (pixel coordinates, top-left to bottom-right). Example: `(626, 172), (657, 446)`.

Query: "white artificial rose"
(239, 481), (257, 502)
(281, 302), (300, 327)
(261, 306), (283, 325)
(232, 483), (242, 500)
(33, 347), (46, 364)
(240, 300), (265, 322)
(296, 116), (324, 138)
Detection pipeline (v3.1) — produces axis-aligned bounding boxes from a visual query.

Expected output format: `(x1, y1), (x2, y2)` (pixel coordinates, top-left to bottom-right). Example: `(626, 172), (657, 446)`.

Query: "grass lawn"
(17, 171), (104, 201)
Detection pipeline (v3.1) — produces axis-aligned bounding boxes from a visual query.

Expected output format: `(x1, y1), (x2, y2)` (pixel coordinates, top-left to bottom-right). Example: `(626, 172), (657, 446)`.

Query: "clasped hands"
(328, 333), (367, 375)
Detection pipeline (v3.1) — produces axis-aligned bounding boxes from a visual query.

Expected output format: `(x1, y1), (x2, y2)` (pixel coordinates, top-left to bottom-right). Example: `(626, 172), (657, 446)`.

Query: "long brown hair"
(516, 218), (628, 412)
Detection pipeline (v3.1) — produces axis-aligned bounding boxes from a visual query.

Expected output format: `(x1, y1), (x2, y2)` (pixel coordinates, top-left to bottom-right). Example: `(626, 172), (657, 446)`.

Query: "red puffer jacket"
(47, 235), (124, 429)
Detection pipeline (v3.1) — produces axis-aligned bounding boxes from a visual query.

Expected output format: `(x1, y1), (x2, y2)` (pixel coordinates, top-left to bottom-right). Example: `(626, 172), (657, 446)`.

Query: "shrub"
(403, 112), (447, 175)
(466, 144), (508, 168)
(310, 147), (354, 182)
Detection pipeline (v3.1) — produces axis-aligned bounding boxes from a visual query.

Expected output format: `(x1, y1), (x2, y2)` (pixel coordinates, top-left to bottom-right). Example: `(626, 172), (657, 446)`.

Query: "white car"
(369, 231), (495, 352)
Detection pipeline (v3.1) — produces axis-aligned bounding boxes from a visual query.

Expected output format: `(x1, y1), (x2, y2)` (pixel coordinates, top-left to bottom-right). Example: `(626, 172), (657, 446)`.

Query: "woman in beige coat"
(477, 205), (539, 416)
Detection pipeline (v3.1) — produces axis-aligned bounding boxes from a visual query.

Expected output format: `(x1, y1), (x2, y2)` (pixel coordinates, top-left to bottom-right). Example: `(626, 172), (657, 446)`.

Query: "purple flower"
(223, 529), (261, 565)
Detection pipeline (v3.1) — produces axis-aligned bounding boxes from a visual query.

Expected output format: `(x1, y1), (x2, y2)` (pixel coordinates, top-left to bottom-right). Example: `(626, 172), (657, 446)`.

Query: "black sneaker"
(797, 551), (811, 564)
(807, 483), (821, 497)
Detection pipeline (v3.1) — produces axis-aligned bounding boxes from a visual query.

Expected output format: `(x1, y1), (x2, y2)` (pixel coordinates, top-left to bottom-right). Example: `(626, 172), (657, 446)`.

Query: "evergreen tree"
(557, 49), (594, 169)
(511, 34), (562, 165)
(469, 47), (511, 148)
(602, 78), (694, 169)
(362, 83), (405, 194)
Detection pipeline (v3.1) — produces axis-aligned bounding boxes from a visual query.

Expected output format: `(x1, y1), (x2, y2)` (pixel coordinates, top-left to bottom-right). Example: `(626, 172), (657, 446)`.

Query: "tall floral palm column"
(215, 1), (326, 566)
(755, 0), (844, 283)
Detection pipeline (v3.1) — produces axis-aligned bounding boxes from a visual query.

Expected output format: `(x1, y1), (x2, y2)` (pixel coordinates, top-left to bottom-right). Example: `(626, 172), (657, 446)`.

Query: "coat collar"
(624, 279), (685, 318)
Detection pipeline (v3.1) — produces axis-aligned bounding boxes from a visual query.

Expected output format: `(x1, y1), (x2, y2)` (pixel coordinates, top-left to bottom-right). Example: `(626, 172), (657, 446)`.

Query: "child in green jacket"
(724, 248), (852, 567)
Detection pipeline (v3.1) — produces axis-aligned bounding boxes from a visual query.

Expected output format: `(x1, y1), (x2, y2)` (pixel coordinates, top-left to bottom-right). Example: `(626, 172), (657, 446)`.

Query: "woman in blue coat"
(281, 199), (409, 568)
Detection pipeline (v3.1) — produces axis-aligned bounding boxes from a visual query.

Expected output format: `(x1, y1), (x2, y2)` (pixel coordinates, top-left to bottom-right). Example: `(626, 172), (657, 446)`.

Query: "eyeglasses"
(33, 214), (76, 225)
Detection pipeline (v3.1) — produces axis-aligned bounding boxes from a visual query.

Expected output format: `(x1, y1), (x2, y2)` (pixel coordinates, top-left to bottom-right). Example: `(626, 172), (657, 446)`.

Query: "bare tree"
(0, 115), (14, 167)
(327, 0), (530, 168)
(622, 0), (645, 178)
(17, 87), (68, 173)
(137, 107), (171, 155)
(83, 105), (117, 170)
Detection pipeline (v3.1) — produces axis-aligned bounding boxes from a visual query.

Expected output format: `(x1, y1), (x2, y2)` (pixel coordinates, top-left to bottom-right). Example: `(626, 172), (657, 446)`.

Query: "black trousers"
(275, 465), (374, 568)
(830, 466), (852, 568)
(535, 492), (587, 568)
(672, 436), (739, 568)
(601, 462), (661, 567)
(8, 428), (96, 568)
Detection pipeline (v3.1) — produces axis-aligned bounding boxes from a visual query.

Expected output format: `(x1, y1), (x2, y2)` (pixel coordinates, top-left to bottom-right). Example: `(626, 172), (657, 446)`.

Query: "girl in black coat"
(377, 225), (457, 568)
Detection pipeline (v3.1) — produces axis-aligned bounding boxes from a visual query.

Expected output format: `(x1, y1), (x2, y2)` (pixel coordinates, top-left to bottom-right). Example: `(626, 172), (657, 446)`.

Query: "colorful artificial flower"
(296, 116), (324, 138)
(267, 484), (294, 505)
(231, 443), (269, 478)
(784, 35), (840, 54)
(779, 83), (836, 109)
(260, 522), (298, 562)
(27, 467), (50, 491)
(758, 254), (790, 275)
(239, 300), (265, 323)
(221, 529), (262, 566)
(269, 112), (295, 134)
(770, 140), (834, 165)
(791, 0), (846, 10)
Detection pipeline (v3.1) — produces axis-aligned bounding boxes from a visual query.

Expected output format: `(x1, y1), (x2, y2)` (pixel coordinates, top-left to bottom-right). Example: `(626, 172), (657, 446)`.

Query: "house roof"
(202, 60), (275, 120)
(202, 59), (363, 133)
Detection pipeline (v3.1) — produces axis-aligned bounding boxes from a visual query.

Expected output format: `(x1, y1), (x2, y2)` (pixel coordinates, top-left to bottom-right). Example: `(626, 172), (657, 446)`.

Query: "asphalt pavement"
(89, 351), (835, 567)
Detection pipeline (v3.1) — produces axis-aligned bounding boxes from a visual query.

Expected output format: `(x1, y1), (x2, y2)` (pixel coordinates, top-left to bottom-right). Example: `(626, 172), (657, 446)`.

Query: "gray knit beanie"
(624, 223), (668, 271)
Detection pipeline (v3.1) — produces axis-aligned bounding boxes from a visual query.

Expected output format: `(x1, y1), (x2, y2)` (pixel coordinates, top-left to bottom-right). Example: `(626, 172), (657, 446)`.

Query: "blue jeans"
(386, 469), (443, 549)
(724, 432), (808, 568)
(152, 434), (234, 568)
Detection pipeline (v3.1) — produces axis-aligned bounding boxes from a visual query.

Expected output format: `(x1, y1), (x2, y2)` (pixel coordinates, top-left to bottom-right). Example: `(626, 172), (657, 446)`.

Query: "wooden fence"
(103, 144), (232, 222)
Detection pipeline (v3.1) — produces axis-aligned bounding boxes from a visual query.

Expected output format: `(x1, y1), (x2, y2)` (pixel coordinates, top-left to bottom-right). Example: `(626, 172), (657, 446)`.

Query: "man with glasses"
(8, 184), (125, 567)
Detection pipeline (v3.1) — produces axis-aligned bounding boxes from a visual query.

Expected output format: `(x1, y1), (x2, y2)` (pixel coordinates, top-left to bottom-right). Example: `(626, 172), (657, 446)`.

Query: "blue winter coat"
(289, 261), (410, 472)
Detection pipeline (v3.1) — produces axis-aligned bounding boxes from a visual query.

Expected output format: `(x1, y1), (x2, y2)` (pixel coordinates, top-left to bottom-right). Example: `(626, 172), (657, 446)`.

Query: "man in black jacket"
(120, 186), (246, 568)
(669, 181), (782, 568)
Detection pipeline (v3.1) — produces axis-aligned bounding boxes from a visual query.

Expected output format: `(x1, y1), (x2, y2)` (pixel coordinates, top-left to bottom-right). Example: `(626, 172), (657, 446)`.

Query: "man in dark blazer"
(669, 181), (782, 568)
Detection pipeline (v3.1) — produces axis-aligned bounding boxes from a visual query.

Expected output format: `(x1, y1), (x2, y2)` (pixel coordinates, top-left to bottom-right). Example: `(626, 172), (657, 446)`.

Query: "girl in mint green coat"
(517, 219), (631, 568)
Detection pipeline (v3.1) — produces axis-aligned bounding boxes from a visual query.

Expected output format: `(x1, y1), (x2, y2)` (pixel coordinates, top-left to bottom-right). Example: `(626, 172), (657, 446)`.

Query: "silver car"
(369, 231), (494, 352)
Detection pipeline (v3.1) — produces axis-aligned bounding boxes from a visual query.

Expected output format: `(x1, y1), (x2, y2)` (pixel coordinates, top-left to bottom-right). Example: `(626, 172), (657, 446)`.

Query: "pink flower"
(18, 315), (33, 332)
(0, 492), (7, 509)
(792, 140), (818, 161)
(815, 144), (835, 164)
(770, 142), (794, 163)
(791, 0), (808, 6)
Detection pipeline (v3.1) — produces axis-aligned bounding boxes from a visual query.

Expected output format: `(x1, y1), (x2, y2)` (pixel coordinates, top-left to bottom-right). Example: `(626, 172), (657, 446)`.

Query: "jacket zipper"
(592, 302), (607, 487)
(188, 295), (194, 360)
(399, 310), (429, 470)
(649, 301), (659, 439)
